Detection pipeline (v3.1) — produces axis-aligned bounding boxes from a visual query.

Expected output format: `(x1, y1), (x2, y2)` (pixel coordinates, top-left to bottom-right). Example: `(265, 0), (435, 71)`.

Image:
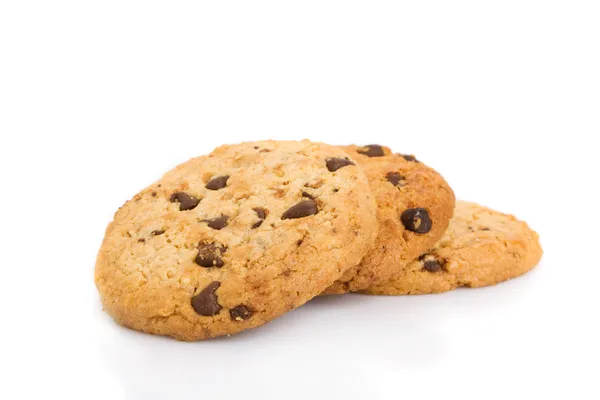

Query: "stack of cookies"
(95, 140), (542, 340)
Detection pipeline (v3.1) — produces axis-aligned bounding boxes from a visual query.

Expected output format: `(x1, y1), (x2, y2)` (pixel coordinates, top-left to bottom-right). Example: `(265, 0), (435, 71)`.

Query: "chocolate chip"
(137, 238), (145, 243)
(151, 192), (157, 197)
(424, 260), (441, 272)
(399, 154), (419, 162)
(401, 208), (432, 234)
(357, 144), (384, 157)
(205, 175), (229, 190)
(151, 229), (165, 236)
(195, 243), (227, 268)
(170, 192), (200, 211)
(386, 172), (405, 186)
(301, 191), (315, 199)
(254, 207), (267, 219)
(282, 200), (318, 220)
(481, 227), (490, 231)
(418, 254), (444, 272)
(252, 207), (267, 229)
(297, 239), (303, 246)
(251, 220), (263, 229)
(202, 215), (229, 230)
(191, 282), (222, 316)
(326, 157), (355, 172)
(230, 305), (253, 321)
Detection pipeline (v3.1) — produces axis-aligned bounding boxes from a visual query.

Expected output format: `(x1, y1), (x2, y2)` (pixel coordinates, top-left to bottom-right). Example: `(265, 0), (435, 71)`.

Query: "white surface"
(1, 1), (599, 399)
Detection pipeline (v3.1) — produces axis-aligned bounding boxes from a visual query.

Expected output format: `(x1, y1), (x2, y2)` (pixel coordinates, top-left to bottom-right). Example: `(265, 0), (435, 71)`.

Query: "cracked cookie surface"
(95, 140), (378, 340)
(362, 201), (543, 295)
(324, 144), (455, 294)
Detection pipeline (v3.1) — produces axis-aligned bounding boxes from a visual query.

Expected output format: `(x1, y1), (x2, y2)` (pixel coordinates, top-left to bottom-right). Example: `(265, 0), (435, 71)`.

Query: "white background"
(1, 1), (599, 399)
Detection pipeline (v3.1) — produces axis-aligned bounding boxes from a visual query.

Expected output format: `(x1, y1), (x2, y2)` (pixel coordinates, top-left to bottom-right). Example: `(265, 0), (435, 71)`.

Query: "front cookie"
(95, 140), (378, 340)
(363, 201), (543, 295)
(324, 144), (455, 294)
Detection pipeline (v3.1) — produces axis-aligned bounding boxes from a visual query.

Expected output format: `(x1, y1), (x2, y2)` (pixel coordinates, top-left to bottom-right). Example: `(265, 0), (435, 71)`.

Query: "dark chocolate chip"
(252, 207), (267, 229)
(419, 254), (445, 272)
(297, 239), (303, 246)
(151, 192), (157, 197)
(326, 157), (355, 172)
(195, 243), (226, 268)
(191, 282), (222, 316)
(230, 305), (253, 321)
(386, 172), (405, 186)
(424, 260), (441, 272)
(481, 227), (490, 231)
(401, 208), (432, 234)
(203, 215), (229, 230)
(282, 200), (318, 220)
(301, 191), (315, 199)
(399, 154), (419, 162)
(205, 175), (229, 190)
(425, 260), (443, 273)
(169, 192), (200, 211)
(151, 229), (165, 236)
(357, 144), (384, 157)
(254, 207), (267, 220)
(137, 238), (145, 243)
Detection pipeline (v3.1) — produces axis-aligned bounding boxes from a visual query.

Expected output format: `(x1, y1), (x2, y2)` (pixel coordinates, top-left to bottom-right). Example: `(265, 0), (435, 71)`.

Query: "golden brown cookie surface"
(324, 144), (455, 294)
(363, 201), (543, 295)
(95, 140), (378, 340)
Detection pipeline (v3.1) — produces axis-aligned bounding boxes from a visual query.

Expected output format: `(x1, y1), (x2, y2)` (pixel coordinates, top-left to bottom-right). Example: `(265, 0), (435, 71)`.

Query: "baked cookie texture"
(323, 144), (455, 294)
(95, 140), (378, 340)
(363, 201), (543, 295)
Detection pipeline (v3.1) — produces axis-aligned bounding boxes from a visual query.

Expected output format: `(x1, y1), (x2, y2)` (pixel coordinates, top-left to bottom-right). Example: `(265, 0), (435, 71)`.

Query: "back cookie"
(363, 201), (543, 295)
(95, 140), (378, 340)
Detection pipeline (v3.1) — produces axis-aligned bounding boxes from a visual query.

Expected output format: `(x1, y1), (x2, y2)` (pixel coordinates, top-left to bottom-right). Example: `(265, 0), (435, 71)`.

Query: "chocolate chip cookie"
(95, 140), (378, 340)
(323, 144), (455, 294)
(363, 201), (543, 295)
